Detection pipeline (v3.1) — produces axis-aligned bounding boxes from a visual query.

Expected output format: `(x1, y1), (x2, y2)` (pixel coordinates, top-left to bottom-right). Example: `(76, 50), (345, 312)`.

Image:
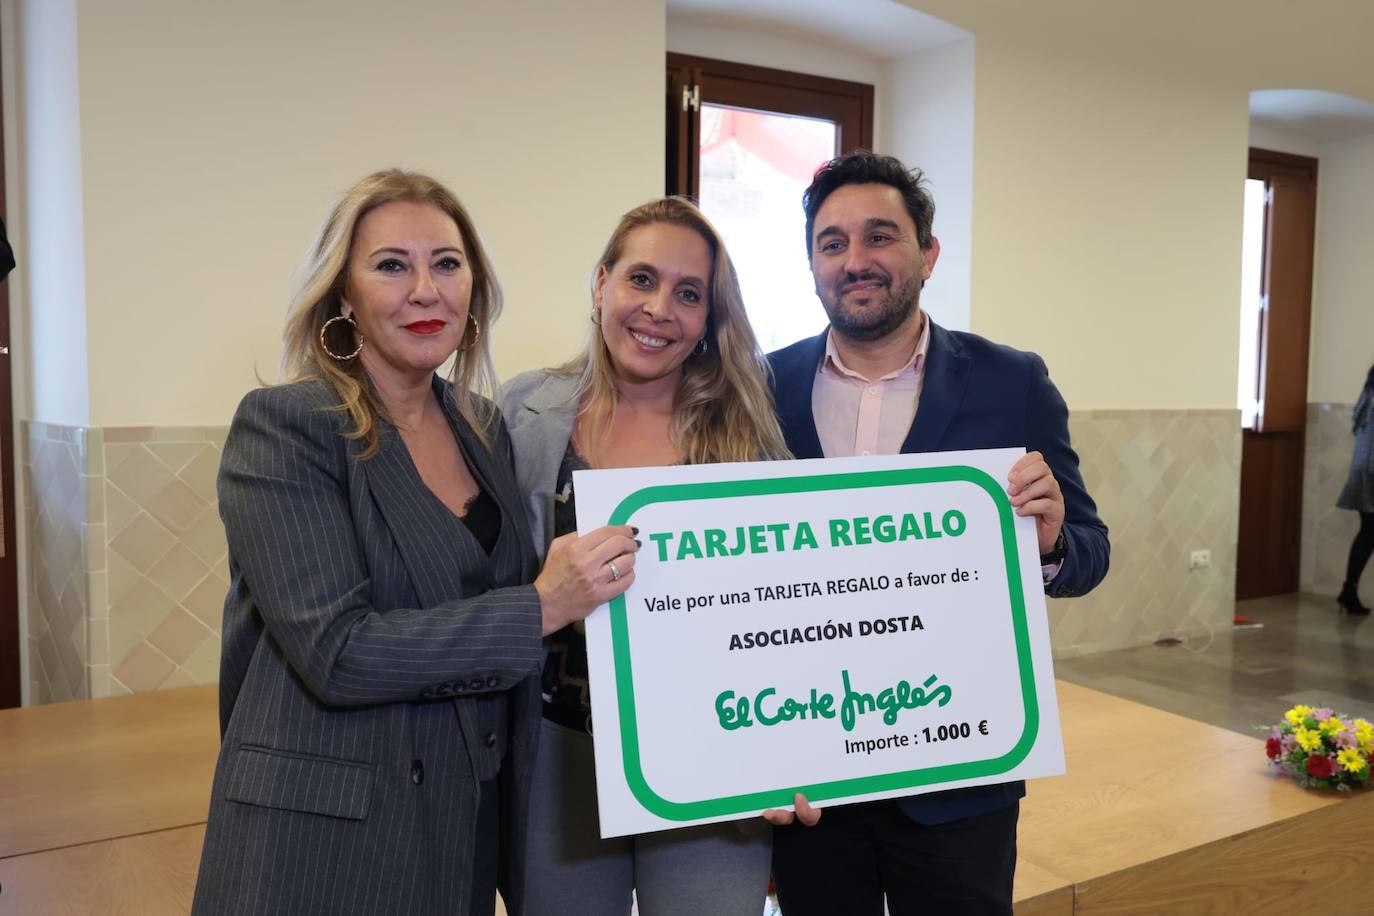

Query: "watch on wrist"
(1040, 530), (1067, 565)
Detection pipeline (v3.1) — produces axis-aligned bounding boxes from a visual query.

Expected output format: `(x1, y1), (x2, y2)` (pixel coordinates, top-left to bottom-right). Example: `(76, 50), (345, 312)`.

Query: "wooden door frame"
(1250, 148), (1316, 435)
(1234, 147), (1317, 600)
(0, 15), (19, 708)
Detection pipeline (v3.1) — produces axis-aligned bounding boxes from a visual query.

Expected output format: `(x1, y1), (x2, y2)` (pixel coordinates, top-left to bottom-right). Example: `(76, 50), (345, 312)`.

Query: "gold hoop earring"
(693, 336), (709, 356)
(458, 313), (481, 353)
(590, 307), (602, 326)
(320, 315), (363, 360)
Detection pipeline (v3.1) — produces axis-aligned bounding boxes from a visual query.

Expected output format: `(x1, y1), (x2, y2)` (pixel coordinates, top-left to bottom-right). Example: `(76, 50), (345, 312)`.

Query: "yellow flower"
(1320, 717), (1347, 737)
(1286, 705), (1313, 726)
(1336, 748), (1366, 774)
(1355, 719), (1374, 752)
(1294, 727), (1324, 753)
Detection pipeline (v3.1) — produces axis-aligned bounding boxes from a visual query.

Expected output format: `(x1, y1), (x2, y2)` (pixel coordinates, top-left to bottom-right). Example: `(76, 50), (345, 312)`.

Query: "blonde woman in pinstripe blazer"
(192, 171), (638, 916)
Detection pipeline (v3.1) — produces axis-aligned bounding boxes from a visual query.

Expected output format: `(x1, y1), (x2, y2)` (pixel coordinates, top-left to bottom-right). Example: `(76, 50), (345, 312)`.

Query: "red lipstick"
(405, 320), (446, 334)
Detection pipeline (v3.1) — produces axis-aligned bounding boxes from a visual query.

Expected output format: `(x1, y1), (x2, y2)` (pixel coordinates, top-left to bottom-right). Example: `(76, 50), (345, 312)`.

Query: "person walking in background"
(1337, 363), (1374, 615)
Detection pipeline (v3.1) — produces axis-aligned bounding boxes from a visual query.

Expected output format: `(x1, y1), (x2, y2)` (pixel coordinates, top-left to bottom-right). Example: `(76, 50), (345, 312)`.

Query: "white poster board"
(574, 449), (1064, 838)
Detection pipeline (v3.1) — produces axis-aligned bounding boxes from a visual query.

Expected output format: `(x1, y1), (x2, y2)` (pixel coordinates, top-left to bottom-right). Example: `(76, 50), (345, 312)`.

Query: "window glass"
(698, 104), (837, 352)
(1238, 178), (1266, 429)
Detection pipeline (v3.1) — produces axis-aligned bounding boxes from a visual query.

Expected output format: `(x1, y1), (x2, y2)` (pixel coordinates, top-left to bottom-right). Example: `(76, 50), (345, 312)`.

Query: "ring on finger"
(608, 559), (621, 582)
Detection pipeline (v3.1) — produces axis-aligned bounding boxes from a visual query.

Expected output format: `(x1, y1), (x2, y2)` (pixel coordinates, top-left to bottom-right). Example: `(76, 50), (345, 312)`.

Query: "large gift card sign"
(574, 449), (1065, 838)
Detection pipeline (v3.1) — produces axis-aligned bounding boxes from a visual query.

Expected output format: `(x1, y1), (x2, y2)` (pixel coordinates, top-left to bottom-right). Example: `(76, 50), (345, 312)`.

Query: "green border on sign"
(604, 466), (1038, 820)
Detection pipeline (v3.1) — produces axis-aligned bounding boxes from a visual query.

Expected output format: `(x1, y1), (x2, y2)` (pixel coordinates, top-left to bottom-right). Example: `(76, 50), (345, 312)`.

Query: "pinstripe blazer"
(192, 376), (543, 916)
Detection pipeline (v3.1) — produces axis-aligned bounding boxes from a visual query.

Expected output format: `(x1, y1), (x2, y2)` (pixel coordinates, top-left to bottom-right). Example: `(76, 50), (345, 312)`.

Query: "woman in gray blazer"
(192, 170), (638, 916)
(499, 198), (789, 916)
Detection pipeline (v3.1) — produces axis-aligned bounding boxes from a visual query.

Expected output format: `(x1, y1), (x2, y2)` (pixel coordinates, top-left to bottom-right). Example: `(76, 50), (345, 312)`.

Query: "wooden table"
(0, 687), (217, 915)
(1013, 681), (1373, 914)
(0, 685), (218, 861)
(0, 825), (206, 915)
(1, 681), (1370, 915)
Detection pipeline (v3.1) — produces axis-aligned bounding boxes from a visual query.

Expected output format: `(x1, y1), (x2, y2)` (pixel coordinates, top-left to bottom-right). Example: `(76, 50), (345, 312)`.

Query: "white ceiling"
(667, 0), (970, 61)
(1250, 89), (1374, 143)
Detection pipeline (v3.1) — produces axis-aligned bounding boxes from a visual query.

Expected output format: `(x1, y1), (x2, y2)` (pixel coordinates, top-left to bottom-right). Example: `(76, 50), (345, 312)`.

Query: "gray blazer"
(192, 377), (543, 916)
(498, 369), (581, 560)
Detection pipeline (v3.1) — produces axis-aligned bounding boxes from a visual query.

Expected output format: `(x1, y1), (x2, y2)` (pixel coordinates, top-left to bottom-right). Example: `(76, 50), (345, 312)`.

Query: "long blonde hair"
(280, 169), (502, 457)
(561, 197), (789, 465)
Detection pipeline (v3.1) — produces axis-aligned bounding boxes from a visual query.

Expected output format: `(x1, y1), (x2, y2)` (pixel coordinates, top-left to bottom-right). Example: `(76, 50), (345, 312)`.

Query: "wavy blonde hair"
(280, 169), (501, 458)
(561, 197), (789, 465)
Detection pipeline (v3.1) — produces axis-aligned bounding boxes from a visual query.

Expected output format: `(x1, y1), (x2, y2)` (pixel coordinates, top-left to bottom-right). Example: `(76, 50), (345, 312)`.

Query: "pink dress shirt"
(812, 322), (929, 459)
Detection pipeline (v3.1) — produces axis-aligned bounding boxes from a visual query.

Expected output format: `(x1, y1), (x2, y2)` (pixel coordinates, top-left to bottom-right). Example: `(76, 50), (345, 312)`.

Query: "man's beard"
(824, 272), (921, 342)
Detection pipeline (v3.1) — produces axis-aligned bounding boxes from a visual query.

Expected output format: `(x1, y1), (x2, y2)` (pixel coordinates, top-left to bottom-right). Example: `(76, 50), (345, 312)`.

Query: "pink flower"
(1314, 709), (1333, 722)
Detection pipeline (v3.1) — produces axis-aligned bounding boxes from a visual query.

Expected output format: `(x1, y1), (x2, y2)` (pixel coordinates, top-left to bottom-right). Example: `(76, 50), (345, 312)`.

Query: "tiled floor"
(1055, 591), (1374, 736)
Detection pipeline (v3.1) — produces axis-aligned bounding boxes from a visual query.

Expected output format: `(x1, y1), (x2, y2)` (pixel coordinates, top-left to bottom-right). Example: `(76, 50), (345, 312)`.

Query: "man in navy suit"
(764, 152), (1109, 915)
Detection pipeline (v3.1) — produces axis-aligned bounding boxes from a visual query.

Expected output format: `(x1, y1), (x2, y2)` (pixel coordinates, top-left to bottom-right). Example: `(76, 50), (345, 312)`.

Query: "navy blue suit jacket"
(769, 323), (1109, 824)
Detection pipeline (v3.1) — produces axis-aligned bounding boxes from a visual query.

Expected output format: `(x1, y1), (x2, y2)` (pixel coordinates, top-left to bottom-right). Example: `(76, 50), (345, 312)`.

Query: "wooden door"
(1234, 149), (1316, 600)
(0, 22), (18, 708)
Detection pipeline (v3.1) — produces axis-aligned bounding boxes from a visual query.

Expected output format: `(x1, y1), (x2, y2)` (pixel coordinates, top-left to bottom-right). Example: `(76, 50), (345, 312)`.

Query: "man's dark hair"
(802, 151), (935, 257)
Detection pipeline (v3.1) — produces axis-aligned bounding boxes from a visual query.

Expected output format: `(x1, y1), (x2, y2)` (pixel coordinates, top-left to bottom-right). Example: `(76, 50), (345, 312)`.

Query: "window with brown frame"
(666, 53), (874, 351)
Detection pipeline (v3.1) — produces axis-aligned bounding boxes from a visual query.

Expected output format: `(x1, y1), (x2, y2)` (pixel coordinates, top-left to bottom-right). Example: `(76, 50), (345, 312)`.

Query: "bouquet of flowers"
(1262, 705), (1373, 791)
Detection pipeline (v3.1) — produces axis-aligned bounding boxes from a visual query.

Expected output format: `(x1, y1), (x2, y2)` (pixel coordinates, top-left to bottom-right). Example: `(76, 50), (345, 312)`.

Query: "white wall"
(45, 0), (664, 428)
(1248, 121), (1323, 159)
(966, 35), (1249, 409)
(888, 0), (1374, 411)
(1309, 131), (1374, 403)
(15, 0), (89, 426)
(671, 0), (1374, 411)
(14, 0), (1374, 420)
(883, 38), (974, 332)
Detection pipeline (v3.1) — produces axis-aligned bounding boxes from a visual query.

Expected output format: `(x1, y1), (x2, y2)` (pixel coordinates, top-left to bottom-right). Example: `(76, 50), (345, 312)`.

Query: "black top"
(458, 486), (502, 555)
(456, 485), (507, 767)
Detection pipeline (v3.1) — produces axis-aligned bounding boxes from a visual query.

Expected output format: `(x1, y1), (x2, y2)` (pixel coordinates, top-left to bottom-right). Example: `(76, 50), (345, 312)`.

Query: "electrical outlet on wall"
(1189, 549), (1212, 570)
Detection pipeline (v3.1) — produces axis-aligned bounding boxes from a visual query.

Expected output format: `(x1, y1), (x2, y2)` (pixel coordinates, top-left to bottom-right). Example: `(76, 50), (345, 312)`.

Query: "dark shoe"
(1338, 584), (1371, 615)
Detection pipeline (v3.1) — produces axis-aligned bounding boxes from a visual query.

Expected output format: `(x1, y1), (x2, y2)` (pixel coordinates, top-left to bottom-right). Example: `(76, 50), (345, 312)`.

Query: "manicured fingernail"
(635, 539), (642, 548)
(632, 526), (640, 535)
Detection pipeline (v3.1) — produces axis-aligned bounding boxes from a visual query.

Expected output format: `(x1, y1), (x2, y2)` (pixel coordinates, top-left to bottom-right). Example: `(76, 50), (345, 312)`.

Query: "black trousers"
(772, 799), (1018, 916)
(470, 777), (499, 916)
(1347, 511), (1374, 588)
